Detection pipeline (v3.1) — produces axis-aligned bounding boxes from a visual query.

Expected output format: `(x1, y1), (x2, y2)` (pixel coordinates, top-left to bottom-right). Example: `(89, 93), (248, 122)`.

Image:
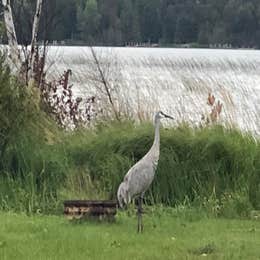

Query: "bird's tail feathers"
(117, 182), (130, 208)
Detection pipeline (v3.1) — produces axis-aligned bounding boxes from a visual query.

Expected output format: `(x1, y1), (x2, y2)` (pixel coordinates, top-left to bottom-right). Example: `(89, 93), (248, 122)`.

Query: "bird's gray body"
(117, 111), (171, 208)
(118, 145), (159, 204)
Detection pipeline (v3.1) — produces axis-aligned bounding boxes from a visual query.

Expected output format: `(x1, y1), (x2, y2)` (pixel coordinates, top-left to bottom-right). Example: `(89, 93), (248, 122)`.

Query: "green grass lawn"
(0, 210), (260, 260)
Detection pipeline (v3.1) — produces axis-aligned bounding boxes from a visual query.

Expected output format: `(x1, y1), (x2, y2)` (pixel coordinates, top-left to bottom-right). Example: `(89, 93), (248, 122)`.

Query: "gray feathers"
(117, 111), (173, 207)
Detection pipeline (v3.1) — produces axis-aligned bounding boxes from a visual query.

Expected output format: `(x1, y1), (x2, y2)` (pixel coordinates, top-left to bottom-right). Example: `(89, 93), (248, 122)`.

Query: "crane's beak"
(161, 112), (174, 120)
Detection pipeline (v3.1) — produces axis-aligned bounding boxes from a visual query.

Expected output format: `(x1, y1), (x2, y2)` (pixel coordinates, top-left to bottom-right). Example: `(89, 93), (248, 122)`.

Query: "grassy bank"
(63, 123), (260, 208)
(0, 210), (260, 260)
(1, 121), (260, 216)
(0, 54), (260, 216)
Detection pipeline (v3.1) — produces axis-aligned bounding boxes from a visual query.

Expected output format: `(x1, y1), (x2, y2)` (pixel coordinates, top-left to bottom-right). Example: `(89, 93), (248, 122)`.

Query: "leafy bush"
(62, 122), (260, 210)
(0, 54), (67, 213)
(1, 118), (259, 214)
(249, 170), (260, 210)
(0, 53), (259, 215)
(0, 55), (31, 159)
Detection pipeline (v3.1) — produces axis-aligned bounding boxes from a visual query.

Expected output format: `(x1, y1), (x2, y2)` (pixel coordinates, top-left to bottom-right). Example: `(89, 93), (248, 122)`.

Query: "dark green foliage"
(62, 122), (260, 211)
(1, 117), (260, 214)
(0, 144), (68, 213)
(249, 167), (260, 210)
(8, 0), (260, 48)
(0, 131), (68, 213)
(0, 55), (66, 213)
(0, 55), (33, 160)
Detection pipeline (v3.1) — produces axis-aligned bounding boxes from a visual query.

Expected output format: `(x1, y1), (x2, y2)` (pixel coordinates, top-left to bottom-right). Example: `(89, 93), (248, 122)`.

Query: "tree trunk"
(2, 0), (21, 70)
(29, 0), (43, 81)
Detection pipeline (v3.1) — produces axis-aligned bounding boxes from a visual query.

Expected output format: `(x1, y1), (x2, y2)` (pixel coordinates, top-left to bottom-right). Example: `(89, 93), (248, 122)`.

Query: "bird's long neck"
(151, 118), (160, 155)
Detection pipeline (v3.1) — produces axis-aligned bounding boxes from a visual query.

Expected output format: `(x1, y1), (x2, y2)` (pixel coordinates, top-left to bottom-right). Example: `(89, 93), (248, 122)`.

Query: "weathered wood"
(64, 200), (116, 207)
(250, 210), (260, 220)
(64, 200), (117, 220)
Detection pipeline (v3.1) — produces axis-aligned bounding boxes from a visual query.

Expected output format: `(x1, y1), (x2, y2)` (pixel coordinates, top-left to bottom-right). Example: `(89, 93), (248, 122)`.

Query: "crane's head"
(155, 111), (174, 121)
(117, 182), (129, 209)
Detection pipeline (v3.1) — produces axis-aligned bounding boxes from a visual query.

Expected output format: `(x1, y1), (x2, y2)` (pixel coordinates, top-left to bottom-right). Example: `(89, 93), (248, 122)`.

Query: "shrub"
(0, 54), (32, 159)
(249, 170), (260, 210)
(62, 122), (260, 209)
(0, 49), (259, 214)
(0, 53), (67, 213)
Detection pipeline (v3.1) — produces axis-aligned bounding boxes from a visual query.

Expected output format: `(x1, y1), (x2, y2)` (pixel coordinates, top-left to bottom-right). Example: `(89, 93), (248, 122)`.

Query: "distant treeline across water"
(8, 0), (260, 48)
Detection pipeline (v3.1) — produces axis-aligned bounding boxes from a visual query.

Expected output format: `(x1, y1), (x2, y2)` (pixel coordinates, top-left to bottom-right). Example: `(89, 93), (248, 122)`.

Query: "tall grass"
(0, 55), (66, 213)
(47, 47), (260, 135)
(61, 122), (260, 211)
(1, 119), (259, 214)
(1, 50), (260, 215)
(0, 129), (68, 213)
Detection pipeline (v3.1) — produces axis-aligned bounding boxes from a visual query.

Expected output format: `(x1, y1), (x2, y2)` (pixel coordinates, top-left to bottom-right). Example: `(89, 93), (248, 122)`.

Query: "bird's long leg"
(137, 196), (141, 233)
(137, 195), (144, 233)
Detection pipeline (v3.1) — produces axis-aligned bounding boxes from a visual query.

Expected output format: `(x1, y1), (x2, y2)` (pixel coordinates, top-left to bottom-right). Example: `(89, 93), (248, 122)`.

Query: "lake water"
(46, 47), (260, 135)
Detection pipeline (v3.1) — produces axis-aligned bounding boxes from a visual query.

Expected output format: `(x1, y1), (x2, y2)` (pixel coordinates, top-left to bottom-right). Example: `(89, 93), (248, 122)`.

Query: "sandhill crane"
(117, 111), (174, 232)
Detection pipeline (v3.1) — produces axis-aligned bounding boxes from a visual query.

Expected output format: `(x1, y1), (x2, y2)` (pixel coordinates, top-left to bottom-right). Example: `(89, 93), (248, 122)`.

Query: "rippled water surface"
(46, 47), (260, 135)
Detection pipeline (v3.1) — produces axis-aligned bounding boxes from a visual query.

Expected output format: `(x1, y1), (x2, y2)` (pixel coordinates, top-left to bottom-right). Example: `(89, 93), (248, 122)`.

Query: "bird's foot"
(137, 223), (144, 233)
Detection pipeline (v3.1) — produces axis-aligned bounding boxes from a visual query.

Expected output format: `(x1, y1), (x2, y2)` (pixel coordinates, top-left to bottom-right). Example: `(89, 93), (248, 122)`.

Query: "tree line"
(2, 0), (260, 48)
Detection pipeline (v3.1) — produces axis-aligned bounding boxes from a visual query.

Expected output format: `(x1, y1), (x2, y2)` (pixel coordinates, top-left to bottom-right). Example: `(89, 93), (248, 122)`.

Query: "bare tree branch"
(90, 46), (120, 121)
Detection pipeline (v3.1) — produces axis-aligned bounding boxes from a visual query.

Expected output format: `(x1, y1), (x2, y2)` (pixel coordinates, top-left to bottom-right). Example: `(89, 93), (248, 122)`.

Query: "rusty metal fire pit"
(64, 200), (117, 220)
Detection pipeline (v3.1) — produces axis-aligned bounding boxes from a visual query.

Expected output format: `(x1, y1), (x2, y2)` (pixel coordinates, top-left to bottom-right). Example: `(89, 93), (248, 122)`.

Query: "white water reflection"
(46, 47), (260, 135)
